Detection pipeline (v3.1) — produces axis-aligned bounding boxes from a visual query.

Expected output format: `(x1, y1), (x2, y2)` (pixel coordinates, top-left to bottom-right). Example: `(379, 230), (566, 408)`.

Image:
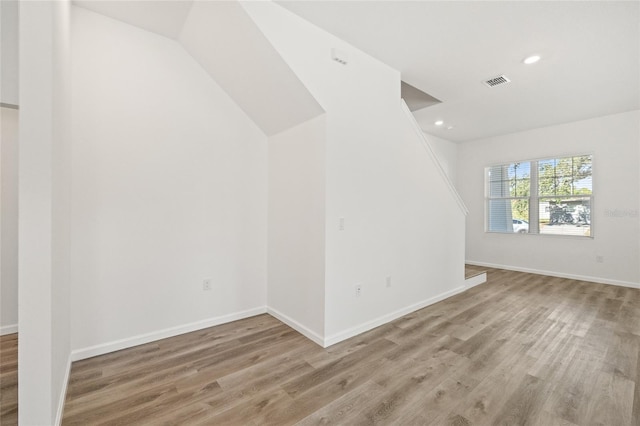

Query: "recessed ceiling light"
(446, 126), (454, 130)
(434, 120), (444, 126)
(523, 55), (541, 65)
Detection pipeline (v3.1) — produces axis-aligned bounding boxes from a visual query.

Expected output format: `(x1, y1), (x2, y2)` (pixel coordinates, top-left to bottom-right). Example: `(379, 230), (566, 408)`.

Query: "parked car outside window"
(512, 219), (529, 233)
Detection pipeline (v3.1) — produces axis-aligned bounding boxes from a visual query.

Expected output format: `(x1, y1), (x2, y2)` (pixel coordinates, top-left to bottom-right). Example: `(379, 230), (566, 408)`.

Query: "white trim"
(0, 324), (18, 336)
(266, 307), (324, 347)
(465, 272), (487, 289)
(55, 353), (72, 426)
(323, 285), (467, 347)
(71, 306), (267, 361)
(465, 260), (640, 289)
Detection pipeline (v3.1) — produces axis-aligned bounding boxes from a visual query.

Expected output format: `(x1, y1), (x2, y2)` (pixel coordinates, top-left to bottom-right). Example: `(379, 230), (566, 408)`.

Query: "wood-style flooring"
(464, 264), (486, 280)
(62, 268), (640, 425)
(0, 333), (18, 426)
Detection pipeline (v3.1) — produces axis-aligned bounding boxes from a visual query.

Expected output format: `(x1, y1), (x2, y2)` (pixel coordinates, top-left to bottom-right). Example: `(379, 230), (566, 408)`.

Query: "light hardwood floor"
(0, 333), (18, 426)
(61, 268), (640, 425)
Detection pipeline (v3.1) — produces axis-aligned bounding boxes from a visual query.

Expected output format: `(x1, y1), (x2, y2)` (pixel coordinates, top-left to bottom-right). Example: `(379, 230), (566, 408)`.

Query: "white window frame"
(485, 154), (593, 238)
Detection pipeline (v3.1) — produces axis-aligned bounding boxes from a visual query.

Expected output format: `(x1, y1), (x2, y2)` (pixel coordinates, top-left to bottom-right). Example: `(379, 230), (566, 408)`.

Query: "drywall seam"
(466, 260), (640, 289)
(323, 285), (467, 347)
(70, 306), (267, 361)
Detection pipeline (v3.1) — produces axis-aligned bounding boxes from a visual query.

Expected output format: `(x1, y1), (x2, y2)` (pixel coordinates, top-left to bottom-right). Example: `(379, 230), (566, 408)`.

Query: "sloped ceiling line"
(74, 0), (324, 137)
(75, 1), (639, 142)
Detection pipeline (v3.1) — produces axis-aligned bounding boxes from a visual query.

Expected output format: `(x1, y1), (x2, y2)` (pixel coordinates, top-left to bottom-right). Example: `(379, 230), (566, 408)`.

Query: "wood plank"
(632, 342), (640, 426)
(489, 374), (545, 425)
(585, 370), (635, 426)
(295, 380), (385, 426)
(542, 346), (604, 425)
(0, 333), (18, 426)
(59, 269), (640, 425)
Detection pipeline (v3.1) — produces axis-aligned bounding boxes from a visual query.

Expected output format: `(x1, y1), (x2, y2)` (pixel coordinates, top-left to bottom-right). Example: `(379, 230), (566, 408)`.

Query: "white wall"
(178, 0), (323, 137)
(268, 115), (326, 343)
(18, 1), (72, 424)
(71, 7), (268, 355)
(1, 0), (19, 106)
(424, 132), (458, 185)
(52, 2), (73, 424)
(243, 2), (466, 344)
(1, 107), (18, 335)
(458, 110), (640, 287)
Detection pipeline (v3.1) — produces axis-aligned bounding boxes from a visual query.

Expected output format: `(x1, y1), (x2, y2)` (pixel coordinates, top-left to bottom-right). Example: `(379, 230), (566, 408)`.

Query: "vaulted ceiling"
(75, 0), (325, 136)
(32, 1), (640, 142)
(278, 1), (640, 142)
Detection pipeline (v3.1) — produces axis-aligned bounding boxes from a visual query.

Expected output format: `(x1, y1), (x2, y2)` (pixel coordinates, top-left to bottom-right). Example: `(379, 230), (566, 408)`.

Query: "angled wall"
(74, 0), (194, 39)
(25, 2), (466, 393)
(424, 132), (458, 184)
(178, 0), (323, 136)
(70, 7), (268, 357)
(243, 2), (466, 345)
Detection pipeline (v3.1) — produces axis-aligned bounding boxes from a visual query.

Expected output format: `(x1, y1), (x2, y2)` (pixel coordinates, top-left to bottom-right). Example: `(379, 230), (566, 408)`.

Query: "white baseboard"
(465, 260), (640, 289)
(323, 285), (467, 348)
(55, 353), (72, 426)
(266, 307), (324, 347)
(68, 282), (481, 363)
(465, 272), (487, 289)
(0, 324), (18, 336)
(71, 306), (267, 361)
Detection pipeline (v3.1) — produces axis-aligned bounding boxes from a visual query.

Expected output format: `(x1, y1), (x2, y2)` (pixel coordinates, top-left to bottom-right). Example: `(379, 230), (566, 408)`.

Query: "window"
(486, 155), (592, 237)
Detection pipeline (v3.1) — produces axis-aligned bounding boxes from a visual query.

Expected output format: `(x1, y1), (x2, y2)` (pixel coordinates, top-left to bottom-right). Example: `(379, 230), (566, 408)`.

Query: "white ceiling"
(73, 1), (639, 142)
(76, 0), (323, 136)
(177, 1), (323, 136)
(74, 1), (194, 39)
(278, 1), (640, 142)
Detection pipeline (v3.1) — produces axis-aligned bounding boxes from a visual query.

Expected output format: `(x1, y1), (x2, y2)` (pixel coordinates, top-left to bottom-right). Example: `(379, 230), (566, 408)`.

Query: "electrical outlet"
(203, 279), (212, 291)
(386, 276), (392, 288)
(596, 256), (604, 263)
(339, 217), (345, 231)
(355, 284), (362, 297)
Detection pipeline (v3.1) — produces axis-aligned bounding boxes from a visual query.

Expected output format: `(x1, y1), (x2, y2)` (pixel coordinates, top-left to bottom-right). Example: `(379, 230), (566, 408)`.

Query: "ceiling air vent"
(483, 74), (511, 88)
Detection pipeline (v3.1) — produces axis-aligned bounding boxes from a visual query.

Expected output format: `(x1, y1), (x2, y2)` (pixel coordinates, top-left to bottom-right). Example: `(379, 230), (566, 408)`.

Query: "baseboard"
(71, 306), (267, 361)
(323, 285), (467, 347)
(465, 272), (487, 289)
(266, 307), (324, 347)
(55, 353), (72, 426)
(0, 324), (18, 336)
(465, 260), (640, 289)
